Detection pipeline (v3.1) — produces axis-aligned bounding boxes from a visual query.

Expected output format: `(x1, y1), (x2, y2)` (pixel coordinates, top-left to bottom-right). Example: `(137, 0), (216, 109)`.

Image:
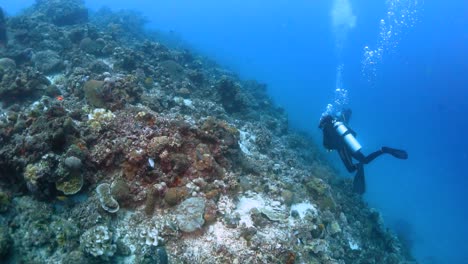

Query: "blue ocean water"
(2, 0), (467, 263)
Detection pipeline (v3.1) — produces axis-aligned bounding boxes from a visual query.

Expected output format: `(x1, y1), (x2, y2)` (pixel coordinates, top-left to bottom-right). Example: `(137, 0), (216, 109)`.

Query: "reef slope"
(0, 1), (414, 263)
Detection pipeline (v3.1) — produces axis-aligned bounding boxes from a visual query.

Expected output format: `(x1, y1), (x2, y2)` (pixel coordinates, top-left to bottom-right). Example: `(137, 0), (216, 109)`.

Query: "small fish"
(56, 95), (64, 101)
(56, 195), (68, 201)
(148, 158), (155, 168)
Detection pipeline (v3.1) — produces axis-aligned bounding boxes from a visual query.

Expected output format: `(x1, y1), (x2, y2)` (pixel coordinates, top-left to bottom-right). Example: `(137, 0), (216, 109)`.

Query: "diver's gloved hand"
(382, 147), (408, 160)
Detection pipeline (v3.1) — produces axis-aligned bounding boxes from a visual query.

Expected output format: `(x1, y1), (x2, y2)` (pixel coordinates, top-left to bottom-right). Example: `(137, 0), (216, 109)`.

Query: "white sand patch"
(101, 58), (114, 69)
(289, 201), (319, 226)
(236, 195), (265, 227)
(46, 73), (65, 85)
(290, 202), (318, 219)
(178, 221), (248, 263)
(238, 130), (256, 156)
(234, 192), (287, 227)
(349, 239), (360, 250)
(209, 222), (243, 246)
(183, 99), (194, 108)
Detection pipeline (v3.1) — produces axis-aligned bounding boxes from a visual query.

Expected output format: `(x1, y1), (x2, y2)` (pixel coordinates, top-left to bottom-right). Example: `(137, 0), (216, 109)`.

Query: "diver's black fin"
(382, 147), (408, 160)
(353, 164), (365, 195)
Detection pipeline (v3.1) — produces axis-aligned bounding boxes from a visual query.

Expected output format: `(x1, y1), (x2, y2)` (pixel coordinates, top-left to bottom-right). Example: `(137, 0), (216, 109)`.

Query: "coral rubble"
(0, 1), (415, 263)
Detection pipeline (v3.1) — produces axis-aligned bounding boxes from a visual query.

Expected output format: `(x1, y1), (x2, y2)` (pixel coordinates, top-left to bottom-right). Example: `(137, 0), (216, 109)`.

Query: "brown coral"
(163, 187), (189, 206)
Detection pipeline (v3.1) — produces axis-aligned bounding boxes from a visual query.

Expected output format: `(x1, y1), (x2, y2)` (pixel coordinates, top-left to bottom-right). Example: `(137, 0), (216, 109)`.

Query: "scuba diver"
(319, 109), (408, 194)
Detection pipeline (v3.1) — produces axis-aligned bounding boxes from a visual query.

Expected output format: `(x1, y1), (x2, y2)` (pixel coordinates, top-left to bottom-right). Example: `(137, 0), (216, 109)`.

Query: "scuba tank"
(333, 121), (362, 153)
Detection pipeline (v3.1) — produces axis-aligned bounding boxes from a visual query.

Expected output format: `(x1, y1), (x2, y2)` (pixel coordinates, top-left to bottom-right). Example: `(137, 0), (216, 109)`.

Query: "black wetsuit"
(323, 122), (385, 172)
(319, 113), (408, 194)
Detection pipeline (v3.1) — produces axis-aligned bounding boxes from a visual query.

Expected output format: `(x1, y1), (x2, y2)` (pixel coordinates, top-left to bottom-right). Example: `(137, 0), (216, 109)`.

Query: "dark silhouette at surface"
(319, 109), (408, 194)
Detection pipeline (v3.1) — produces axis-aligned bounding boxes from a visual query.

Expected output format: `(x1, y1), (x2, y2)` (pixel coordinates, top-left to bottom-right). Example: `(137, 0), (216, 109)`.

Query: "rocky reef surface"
(0, 1), (415, 263)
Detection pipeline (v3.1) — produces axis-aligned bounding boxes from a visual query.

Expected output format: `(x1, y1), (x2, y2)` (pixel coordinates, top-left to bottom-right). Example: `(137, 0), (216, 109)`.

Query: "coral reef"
(0, 224), (11, 258)
(176, 197), (206, 233)
(80, 225), (116, 259)
(32, 50), (63, 74)
(96, 183), (120, 213)
(0, 1), (415, 263)
(33, 0), (88, 26)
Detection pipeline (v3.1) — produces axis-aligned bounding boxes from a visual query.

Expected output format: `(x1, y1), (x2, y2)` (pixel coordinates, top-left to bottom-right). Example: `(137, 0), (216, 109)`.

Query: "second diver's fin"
(382, 147), (408, 160)
(353, 164), (365, 195)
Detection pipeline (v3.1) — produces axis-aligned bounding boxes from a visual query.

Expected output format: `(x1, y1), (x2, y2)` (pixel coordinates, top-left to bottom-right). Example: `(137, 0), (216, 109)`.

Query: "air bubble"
(362, 0), (420, 83)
